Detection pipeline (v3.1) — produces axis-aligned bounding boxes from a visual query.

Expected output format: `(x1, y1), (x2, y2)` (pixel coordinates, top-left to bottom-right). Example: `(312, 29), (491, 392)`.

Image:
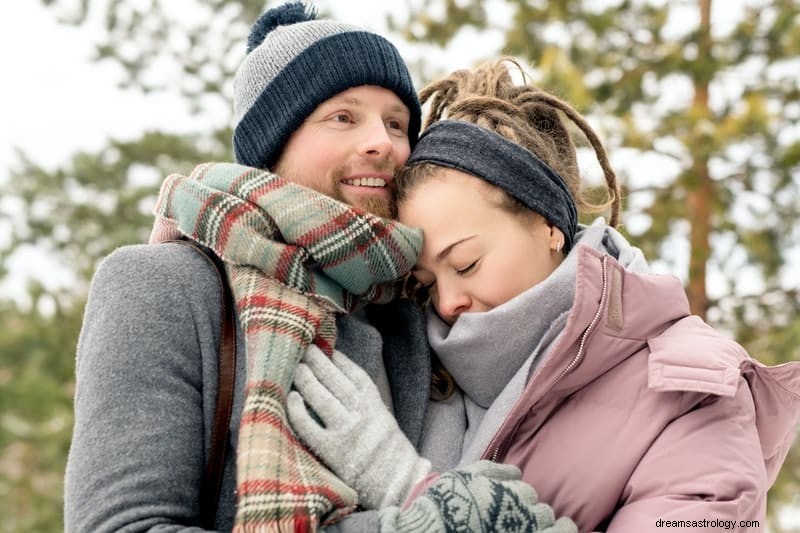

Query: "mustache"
(333, 158), (397, 179)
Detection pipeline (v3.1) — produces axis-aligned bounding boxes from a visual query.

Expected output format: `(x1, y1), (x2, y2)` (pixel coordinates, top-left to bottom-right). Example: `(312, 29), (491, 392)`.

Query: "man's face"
(272, 85), (412, 219)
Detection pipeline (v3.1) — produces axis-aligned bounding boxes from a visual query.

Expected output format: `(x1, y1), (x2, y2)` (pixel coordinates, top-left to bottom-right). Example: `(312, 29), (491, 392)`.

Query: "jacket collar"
(540, 245), (749, 400)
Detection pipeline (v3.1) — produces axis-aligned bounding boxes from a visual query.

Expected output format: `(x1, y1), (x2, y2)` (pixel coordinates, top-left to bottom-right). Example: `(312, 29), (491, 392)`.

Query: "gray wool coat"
(64, 242), (431, 532)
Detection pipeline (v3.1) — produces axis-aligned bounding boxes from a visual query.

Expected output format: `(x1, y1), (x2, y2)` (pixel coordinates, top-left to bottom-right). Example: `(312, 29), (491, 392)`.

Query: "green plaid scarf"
(149, 162), (422, 531)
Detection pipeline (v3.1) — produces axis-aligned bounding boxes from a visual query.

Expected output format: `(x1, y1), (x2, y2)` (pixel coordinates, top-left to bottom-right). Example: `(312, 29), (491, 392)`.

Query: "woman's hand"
(379, 461), (578, 533)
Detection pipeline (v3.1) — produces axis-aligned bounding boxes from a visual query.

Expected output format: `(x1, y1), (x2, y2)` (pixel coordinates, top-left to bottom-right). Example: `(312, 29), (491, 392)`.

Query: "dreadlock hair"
(396, 57), (621, 227)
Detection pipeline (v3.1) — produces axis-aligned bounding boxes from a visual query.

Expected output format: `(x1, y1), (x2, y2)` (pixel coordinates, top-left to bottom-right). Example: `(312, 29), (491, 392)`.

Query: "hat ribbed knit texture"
(233, 3), (420, 170)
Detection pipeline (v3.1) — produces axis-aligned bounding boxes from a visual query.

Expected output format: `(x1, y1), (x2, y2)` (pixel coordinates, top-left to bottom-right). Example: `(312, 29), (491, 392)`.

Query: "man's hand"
(287, 345), (432, 509)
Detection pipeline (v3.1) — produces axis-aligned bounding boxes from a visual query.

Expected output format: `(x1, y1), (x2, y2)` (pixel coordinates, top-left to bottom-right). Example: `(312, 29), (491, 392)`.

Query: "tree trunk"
(687, 0), (714, 318)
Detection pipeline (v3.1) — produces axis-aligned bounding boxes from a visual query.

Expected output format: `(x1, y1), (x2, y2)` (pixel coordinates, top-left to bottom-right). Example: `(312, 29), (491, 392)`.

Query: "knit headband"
(407, 120), (578, 252)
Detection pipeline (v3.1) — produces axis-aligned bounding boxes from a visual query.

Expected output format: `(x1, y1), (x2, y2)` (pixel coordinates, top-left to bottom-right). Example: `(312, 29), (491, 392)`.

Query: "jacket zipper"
(488, 255), (610, 462)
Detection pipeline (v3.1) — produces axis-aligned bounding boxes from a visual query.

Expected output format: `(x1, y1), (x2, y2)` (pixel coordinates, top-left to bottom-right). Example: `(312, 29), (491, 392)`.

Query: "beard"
(274, 156), (398, 219)
(335, 183), (396, 219)
(329, 163), (398, 219)
(359, 195), (396, 219)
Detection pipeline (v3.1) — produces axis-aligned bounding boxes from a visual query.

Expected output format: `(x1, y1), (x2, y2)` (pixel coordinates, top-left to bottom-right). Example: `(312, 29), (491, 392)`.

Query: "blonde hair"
(397, 58), (621, 226)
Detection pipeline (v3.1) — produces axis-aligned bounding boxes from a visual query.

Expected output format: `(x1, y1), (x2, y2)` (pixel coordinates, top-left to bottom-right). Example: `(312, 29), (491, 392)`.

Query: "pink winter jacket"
(479, 246), (800, 532)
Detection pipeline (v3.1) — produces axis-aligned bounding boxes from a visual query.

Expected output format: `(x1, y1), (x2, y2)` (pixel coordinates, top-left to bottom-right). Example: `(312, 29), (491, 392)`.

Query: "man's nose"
(358, 118), (394, 158)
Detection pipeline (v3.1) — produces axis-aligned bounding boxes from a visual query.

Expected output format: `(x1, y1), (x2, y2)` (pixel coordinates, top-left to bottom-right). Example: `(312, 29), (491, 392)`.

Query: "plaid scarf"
(149, 162), (422, 531)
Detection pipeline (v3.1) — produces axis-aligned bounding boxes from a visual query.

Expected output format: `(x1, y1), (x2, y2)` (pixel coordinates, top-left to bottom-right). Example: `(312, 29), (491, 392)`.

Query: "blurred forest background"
(1, 0), (798, 531)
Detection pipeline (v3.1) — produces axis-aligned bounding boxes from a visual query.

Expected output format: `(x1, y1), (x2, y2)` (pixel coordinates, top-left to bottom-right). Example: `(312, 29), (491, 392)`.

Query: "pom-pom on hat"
(233, 2), (421, 170)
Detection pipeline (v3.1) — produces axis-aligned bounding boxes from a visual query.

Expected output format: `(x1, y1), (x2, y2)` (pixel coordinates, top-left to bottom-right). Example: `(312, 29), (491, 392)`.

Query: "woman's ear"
(548, 225), (565, 255)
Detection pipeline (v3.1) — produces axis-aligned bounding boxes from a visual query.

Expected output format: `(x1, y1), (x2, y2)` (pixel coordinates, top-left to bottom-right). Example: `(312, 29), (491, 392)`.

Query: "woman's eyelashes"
(455, 259), (478, 276)
(413, 257), (479, 290)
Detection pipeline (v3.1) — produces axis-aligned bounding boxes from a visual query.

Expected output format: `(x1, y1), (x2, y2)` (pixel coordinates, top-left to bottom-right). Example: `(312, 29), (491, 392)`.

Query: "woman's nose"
(435, 284), (471, 325)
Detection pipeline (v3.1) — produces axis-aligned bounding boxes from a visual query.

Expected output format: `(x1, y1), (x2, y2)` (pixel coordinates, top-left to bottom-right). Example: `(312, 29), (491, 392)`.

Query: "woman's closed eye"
(455, 260), (478, 276)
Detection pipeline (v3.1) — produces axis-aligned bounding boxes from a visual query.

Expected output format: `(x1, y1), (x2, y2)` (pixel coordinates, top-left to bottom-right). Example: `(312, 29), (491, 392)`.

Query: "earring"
(552, 240), (563, 255)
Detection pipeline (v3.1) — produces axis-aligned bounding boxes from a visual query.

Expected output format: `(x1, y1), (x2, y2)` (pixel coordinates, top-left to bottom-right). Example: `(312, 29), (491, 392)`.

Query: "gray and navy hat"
(233, 2), (421, 170)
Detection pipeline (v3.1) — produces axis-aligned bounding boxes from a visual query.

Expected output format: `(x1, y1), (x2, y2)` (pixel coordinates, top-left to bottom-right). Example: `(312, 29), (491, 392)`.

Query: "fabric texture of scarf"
(149, 162), (421, 532)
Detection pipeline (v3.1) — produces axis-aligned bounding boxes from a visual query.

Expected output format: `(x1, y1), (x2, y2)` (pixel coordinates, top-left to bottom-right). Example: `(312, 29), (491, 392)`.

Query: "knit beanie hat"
(233, 2), (421, 170)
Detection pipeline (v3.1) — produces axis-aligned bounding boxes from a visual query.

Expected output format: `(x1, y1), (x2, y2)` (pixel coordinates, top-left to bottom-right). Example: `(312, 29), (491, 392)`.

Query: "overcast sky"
(0, 2), (195, 173)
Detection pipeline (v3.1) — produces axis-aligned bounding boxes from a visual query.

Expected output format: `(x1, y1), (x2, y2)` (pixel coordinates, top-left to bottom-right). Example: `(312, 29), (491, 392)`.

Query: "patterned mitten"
(378, 461), (578, 533)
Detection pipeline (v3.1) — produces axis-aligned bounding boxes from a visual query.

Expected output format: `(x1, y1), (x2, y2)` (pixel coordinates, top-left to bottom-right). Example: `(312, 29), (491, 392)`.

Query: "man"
(64, 3), (570, 532)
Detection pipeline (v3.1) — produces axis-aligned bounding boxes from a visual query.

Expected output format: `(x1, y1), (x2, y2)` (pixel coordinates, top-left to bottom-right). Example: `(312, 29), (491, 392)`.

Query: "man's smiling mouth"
(341, 177), (388, 188)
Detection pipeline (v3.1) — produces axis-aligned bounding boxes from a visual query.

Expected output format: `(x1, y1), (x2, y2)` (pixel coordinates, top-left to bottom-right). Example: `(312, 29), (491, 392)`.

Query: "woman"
(288, 59), (800, 532)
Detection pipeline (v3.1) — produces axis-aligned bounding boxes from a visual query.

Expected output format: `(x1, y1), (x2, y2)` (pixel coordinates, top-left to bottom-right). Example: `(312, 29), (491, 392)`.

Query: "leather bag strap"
(168, 239), (236, 529)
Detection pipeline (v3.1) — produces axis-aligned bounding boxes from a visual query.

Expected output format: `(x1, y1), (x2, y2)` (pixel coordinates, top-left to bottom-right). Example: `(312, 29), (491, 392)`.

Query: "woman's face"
(398, 167), (565, 325)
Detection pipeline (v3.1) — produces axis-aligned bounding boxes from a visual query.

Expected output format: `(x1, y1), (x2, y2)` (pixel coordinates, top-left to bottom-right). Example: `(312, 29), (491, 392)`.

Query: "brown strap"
(167, 240), (236, 528)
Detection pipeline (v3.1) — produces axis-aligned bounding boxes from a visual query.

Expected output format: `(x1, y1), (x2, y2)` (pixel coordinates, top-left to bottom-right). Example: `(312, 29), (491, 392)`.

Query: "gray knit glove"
(378, 461), (578, 533)
(287, 345), (432, 510)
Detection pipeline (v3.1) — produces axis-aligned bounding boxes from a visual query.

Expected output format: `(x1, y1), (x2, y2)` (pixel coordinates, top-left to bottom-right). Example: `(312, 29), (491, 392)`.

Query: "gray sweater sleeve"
(65, 243), (227, 532)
